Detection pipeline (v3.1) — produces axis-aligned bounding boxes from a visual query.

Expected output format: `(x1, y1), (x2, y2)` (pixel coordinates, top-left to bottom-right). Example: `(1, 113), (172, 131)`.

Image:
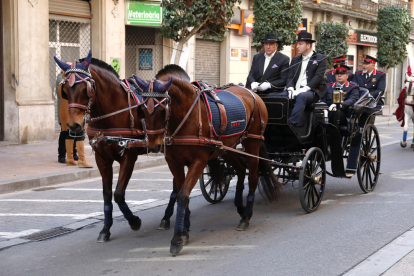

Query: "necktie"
(264, 56), (271, 73)
(296, 59), (307, 90)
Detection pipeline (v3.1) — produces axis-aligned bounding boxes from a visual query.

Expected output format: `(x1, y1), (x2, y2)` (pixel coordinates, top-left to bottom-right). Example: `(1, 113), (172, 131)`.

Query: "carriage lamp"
(333, 86), (346, 104)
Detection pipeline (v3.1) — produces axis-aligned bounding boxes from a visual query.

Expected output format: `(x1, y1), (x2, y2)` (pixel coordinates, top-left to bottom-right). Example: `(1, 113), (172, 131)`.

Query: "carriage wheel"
(299, 147), (326, 213)
(357, 124), (381, 193)
(199, 159), (231, 204)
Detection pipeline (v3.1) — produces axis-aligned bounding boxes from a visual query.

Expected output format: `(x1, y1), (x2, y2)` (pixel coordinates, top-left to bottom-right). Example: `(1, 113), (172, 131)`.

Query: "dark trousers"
(272, 91), (319, 127)
(329, 109), (347, 128)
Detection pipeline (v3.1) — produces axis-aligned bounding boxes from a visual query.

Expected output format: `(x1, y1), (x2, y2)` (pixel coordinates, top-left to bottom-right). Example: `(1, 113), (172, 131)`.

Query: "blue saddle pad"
(203, 90), (247, 137)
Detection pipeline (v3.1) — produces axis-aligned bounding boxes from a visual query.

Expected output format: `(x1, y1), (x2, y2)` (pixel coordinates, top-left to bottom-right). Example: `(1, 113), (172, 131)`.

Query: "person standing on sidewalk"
(58, 64), (93, 168)
(56, 70), (78, 164)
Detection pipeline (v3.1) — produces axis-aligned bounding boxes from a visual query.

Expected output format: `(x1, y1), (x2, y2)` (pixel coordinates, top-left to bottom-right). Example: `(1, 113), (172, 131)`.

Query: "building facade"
(1, 0), (413, 143)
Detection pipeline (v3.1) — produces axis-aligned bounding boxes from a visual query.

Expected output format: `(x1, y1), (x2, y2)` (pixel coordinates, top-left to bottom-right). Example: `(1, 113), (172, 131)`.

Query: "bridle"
(61, 62), (96, 128)
(140, 79), (171, 142)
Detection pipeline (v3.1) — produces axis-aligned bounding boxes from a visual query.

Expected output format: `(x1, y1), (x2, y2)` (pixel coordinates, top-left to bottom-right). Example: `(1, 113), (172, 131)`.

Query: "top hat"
(334, 63), (350, 74)
(262, 33), (280, 43)
(332, 55), (347, 64)
(297, 31), (316, 43)
(363, 54), (378, 64)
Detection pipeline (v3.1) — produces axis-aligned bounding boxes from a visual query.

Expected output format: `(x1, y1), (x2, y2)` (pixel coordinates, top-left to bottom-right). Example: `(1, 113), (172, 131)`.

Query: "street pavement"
(1, 114), (414, 275)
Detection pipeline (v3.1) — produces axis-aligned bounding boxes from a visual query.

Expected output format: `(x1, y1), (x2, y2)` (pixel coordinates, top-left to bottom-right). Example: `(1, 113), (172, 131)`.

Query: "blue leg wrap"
(118, 202), (134, 221)
(234, 181), (244, 207)
(104, 203), (113, 226)
(244, 192), (255, 219)
(164, 190), (177, 219)
(403, 131), (408, 142)
(184, 206), (191, 230)
(174, 205), (186, 233)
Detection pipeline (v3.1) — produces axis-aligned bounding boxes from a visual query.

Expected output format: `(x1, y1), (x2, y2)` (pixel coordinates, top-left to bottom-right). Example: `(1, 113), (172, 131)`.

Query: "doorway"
(356, 46), (365, 71)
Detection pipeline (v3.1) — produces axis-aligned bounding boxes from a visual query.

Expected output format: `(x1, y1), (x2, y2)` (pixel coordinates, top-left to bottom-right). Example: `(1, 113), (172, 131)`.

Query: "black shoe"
(58, 156), (66, 164)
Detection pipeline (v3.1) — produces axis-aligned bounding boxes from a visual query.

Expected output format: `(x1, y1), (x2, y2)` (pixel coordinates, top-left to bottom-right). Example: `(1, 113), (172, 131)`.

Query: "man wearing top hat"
(285, 31), (328, 127)
(353, 54), (386, 103)
(321, 64), (360, 127)
(246, 33), (290, 94)
(325, 55), (354, 83)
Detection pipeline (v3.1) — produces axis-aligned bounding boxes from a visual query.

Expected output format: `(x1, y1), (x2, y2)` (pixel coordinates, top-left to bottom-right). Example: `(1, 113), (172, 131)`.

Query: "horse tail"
(257, 143), (284, 202)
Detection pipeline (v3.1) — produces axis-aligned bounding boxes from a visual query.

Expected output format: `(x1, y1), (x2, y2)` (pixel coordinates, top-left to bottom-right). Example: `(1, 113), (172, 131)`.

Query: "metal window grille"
(49, 20), (91, 133)
(125, 26), (163, 81)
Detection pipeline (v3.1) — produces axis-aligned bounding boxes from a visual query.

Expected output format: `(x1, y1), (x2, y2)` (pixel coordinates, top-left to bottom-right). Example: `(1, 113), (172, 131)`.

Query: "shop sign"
(126, 1), (162, 26)
(110, 58), (121, 73)
(230, 48), (248, 61)
(347, 29), (377, 47)
(238, 10), (254, 36)
(297, 18), (309, 33)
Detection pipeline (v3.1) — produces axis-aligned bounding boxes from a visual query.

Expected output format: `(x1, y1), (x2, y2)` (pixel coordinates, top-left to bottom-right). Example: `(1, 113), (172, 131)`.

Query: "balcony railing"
(325, 0), (411, 15)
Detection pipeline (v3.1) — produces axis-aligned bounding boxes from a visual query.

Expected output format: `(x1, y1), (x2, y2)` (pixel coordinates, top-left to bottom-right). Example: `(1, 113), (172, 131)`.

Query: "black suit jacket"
(322, 81), (360, 110)
(287, 52), (328, 98)
(246, 51), (290, 93)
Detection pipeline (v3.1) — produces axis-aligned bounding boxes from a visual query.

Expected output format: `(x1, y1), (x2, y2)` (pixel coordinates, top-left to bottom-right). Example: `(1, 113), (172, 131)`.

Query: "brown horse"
(54, 51), (149, 242)
(133, 65), (281, 255)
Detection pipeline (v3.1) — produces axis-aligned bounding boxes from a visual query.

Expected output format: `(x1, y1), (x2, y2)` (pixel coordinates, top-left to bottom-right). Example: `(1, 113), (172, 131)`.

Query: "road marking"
(113, 179), (173, 182)
(0, 199), (158, 205)
(379, 135), (397, 139)
(57, 188), (200, 192)
(391, 169), (414, 180)
(344, 227), (414, 276)
(106, 256), (214, 262)
(0, 212), (103, 220)
(0, 229), (40, 239)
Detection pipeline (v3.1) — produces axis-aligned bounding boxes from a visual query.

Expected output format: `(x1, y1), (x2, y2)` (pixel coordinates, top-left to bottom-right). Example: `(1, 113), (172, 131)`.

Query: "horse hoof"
(129, 216), (142, 231)
(97, 232), (110, 243)
(236, 219), (250, 231)
(401, 140), (407, 148)
(158, 219), (170, 230)
(182, 230), (190, 246)
(411, 143), (414, 149)
(170, 243), (183, 255)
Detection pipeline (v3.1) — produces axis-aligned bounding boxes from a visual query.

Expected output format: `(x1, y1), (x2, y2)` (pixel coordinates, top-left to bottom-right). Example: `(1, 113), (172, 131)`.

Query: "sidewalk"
(0, 138), (166, 194)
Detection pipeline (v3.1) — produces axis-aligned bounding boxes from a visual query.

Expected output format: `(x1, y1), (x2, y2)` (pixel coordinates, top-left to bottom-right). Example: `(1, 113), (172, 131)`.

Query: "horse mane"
(155, 64), (190, 82)
(79, 57), (120, 79)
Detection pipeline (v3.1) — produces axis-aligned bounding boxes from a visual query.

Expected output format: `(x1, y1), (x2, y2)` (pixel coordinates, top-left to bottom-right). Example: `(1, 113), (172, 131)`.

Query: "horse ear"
(154, 77), (173, 92)
(133, 75), (149, 91)
(54, 56), (71, 71)
(162, 77), (173, 91)
(83, 50), (92, 66)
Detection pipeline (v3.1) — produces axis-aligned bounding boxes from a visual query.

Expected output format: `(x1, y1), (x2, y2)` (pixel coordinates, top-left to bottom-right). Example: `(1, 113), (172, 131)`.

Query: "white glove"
(286, 87), (295, 99)
(328, 104), (337, 112)
(257, 82), (271, 91)
(251, 82), (259, 92)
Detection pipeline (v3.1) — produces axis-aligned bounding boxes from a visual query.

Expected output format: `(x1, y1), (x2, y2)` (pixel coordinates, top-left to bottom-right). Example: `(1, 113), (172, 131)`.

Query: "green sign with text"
(126, 1), (162, 26)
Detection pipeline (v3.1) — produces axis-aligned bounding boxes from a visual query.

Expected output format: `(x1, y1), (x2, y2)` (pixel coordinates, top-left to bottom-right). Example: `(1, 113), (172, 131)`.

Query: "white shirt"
(299, 51), (314, 87)
(264, 51), (276, 73)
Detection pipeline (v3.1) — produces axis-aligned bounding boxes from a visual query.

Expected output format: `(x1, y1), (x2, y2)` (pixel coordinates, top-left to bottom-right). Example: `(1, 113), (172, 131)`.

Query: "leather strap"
(208, 91), (227, 133)
(86, 126), (144, 138)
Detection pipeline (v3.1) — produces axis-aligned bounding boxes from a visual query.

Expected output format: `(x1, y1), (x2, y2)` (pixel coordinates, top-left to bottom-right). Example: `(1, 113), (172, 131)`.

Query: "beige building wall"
(2, 0), (55, 143)
(91, 0), (126, 78)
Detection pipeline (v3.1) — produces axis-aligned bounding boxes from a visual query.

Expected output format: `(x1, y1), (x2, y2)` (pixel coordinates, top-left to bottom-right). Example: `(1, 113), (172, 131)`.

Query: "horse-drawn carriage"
(199, 84), (383, 213)
(55, 52), (383, 255)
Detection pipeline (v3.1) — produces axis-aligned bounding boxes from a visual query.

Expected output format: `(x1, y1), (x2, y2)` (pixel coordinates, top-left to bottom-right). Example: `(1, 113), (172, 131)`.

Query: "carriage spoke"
(367, 167), (373, 189)
(369, 163), (377, 179)
(204, 179), (213, 189)
(303, 181), (311, 191)
(369, 134), (376, 149)
(315, 169), (324, 178)
(313, 161), (321, 174)
(370, 147), (377, 155)
(365, 163), (369, 189)
(312, 154), (318, 171)
(313, 185), (321, 201)
(311, 186), (316, 207)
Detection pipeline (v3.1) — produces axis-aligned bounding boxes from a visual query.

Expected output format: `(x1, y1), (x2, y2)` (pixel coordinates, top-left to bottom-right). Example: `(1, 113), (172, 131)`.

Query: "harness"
(142, 82), (265, 155)
(61, 62), (145, 145)
(405, 79), (414, 106)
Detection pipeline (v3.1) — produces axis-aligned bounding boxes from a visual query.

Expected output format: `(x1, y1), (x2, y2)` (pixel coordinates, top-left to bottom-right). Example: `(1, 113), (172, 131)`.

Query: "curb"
(0, 156), (167, 195)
